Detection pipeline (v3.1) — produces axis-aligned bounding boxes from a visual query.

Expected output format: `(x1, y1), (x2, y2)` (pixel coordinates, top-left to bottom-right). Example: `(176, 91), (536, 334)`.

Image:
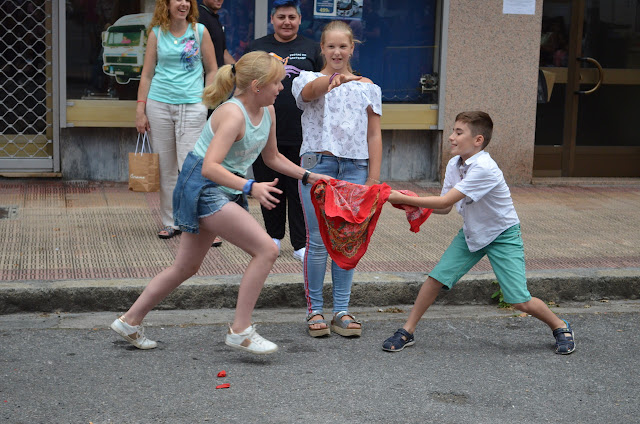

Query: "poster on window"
(314, 0), (363, 20)
(101, 13), (153, 86)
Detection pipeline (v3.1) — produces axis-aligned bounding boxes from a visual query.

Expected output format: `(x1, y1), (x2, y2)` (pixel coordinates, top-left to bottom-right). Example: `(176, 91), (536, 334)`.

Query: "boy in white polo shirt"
(381, 111), (575, 355)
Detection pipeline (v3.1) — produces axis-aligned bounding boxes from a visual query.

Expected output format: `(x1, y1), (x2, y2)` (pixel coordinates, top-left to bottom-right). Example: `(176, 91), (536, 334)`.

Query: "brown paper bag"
(128, 132), (160, 192)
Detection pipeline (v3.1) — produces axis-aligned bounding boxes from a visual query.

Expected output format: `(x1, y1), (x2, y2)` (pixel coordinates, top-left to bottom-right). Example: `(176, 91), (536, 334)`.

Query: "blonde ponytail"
(203, 51), (285, 109)
(203, 64), (235, 109)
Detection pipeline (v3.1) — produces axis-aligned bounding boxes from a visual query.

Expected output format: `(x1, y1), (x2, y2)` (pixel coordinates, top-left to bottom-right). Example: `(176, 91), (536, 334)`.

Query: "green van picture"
(102, 13), (153, 84)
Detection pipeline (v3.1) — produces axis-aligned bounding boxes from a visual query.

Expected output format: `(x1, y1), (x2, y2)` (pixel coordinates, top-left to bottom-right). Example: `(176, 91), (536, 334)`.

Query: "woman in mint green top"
(135, 0), (217, 240)
(112, 51), (330, 355)
(148, 23), (208, 104)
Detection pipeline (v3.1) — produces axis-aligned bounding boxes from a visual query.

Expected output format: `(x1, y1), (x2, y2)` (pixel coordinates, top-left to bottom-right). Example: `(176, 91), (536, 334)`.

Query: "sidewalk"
(1, 178), (639, 313)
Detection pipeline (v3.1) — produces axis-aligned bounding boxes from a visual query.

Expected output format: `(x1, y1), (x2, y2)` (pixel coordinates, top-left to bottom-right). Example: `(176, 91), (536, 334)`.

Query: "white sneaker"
(225, 324), (278, 355)
(293, 247), (305, 262)
(110, 316), (157, 350)
(272, 238), (281, 256)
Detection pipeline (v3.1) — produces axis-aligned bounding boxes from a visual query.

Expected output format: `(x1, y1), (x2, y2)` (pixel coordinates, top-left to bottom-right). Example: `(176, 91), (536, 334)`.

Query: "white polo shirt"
(441, 151), (520, 252)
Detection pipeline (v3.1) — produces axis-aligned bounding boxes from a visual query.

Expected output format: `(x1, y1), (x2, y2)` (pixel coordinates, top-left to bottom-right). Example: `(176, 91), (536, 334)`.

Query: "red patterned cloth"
(311, 179), (391, 270)
(310, 180), (434, 270)
(391, 190), (433, 233)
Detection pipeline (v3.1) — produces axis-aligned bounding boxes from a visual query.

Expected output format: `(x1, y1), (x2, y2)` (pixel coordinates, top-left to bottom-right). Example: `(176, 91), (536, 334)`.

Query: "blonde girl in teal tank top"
(111, 51), (330, 355)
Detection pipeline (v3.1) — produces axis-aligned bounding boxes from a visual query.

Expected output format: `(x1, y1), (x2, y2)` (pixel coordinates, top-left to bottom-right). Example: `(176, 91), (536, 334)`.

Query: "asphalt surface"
(1, 300), (638, 423)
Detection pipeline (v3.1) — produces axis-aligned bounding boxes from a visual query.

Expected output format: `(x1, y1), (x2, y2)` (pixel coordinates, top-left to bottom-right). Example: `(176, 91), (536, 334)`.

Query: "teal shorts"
(429, 224), (532, 304)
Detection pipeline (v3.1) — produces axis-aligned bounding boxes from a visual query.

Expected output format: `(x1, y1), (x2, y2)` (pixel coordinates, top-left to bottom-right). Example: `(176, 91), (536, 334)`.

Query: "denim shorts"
(429, 224), (532, 304)
(173, 151), (248, 234)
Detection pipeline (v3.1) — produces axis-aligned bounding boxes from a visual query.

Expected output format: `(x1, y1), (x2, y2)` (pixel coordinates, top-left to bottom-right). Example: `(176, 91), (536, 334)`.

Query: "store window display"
(65, 0), (255, 101)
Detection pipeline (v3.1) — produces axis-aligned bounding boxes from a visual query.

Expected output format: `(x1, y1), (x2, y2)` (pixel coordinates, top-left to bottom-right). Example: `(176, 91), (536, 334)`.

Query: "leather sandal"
(330, 311), (362, 337)
(553, 319), (575, 355)
(158, 226), (181, 239)
(382, 328), (415, 352)
(306, 310), (330, 337)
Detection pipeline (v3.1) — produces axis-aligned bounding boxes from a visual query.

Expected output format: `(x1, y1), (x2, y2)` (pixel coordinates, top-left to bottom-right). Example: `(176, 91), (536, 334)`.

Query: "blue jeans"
(299, 153), (369, 314)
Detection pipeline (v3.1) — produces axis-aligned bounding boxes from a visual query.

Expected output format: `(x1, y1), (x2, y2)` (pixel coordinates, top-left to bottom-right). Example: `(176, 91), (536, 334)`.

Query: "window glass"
(65, 0), (255, 100)
(65, 0), (434, 103)
(65, 1), (141, 99)
(216, 0), (256, 61)
(268, 0), (438, 103)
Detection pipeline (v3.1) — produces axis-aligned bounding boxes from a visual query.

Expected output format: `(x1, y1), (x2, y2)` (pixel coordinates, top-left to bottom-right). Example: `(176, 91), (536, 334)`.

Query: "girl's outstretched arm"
(260, 106), (331, 185)
(300, 73), (362, 102)
(388, 189), (464, 214)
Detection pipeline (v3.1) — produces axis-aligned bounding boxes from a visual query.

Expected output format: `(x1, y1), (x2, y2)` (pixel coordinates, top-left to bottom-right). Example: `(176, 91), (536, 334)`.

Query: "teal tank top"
(193, 97), (272, 195)
(148, 24), (205, 104)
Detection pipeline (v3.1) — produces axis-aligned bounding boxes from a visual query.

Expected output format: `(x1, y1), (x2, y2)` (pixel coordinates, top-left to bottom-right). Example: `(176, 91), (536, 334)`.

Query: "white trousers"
(146, 99), (207, 228)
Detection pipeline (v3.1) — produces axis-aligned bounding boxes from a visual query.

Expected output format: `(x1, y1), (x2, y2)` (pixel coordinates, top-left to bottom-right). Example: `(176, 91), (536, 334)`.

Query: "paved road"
(1, 301), (638, 423)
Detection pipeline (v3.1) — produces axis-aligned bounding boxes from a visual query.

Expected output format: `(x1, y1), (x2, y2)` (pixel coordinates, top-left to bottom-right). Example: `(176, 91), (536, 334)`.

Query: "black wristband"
(301, 170), (311, 185)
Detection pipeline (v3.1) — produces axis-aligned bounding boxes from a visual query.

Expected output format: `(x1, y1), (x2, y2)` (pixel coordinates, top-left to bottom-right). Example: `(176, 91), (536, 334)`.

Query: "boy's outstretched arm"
(388, 189), (465, 214)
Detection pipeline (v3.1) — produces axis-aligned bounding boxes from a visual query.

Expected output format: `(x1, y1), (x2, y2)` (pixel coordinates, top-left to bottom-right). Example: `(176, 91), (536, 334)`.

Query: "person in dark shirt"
(199, 0), (235, 68)
(246, 0), (322, 262)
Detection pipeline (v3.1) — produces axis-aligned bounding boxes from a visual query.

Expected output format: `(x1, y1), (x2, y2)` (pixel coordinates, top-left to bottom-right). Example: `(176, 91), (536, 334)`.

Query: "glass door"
(534, 0), (640, 177)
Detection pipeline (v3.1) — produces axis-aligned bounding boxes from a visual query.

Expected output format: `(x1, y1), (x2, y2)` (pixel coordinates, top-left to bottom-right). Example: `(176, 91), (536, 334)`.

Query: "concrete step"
(2, 268), (638, 314)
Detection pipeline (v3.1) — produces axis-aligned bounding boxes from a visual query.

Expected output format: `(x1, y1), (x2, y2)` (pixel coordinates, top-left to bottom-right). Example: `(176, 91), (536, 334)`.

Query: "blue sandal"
(382, 328), (415, 352)
(553, 319), (575, 355)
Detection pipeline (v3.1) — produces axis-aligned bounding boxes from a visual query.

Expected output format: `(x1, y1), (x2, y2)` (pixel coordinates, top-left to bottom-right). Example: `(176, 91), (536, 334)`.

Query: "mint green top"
(148, 24), (205, 104)
(193, 97), (272, 195)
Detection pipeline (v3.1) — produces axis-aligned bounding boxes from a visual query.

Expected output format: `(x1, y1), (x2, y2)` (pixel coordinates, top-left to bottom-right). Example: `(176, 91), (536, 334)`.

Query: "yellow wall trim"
(66, 100), (439, 130)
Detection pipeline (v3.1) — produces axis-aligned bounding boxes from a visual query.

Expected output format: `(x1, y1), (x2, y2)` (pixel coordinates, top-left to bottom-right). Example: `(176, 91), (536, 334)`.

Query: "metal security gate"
(0, 0), (59, 173)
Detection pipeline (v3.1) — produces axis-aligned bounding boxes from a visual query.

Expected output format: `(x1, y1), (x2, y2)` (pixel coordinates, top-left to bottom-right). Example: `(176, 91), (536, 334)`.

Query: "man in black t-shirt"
(246, 0), (322, 262)
(199, 0), (236, 68)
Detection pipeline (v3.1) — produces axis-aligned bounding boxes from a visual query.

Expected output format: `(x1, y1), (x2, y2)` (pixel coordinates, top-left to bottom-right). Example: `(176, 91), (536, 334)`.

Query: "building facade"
(1, 0), (638, 183)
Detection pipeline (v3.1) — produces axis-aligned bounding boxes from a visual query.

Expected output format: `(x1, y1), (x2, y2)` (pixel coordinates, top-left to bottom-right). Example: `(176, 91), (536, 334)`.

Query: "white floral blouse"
(292, 71), (382, 159)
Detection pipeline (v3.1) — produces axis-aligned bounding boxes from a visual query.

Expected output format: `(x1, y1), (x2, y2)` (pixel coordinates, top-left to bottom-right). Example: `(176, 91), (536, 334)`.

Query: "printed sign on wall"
(314, 0), (363, 20)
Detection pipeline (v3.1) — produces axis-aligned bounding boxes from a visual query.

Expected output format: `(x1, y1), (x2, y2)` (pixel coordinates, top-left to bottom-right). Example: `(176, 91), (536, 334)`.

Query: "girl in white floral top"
(291, 20), (382, 339)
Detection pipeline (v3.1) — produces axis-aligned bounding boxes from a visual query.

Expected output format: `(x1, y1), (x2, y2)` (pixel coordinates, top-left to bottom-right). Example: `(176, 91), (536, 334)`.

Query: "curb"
(1, 268), (639, 314)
